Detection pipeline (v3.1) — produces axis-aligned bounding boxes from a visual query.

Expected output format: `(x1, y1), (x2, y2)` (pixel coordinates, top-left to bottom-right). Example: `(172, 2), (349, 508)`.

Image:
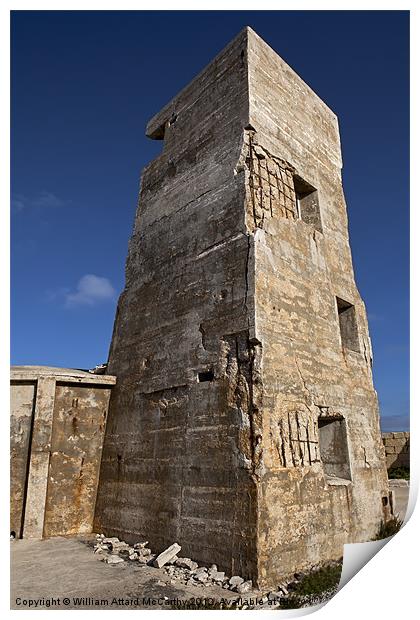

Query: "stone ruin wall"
(382, 432), (410, 470)
(94, 28), (390, 589)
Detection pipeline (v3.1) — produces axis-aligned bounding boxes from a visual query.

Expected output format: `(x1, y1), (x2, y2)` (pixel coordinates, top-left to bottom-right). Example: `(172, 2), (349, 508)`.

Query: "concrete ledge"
(388, 479), (409, 487)
(325, 476), (352, 487)
(11, 366), (116, 385)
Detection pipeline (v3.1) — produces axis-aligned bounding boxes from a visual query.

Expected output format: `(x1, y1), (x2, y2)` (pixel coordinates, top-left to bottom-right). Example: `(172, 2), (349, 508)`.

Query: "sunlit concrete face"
(94, 27), (390, 588)
(10, 366), (115, 540)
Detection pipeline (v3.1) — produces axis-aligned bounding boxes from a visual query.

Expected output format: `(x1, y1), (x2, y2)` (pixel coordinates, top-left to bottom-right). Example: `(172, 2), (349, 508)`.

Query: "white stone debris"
(208, 564), (225, 582)
(153, 543), (182, 568)
(104, 554), (124, 564)
(278, 583), (289, 595)
(237, 580), (253, 594)
(94, 544), (109, 553)
(229, 575), (244, 588)
(94, 532), (342, 609)
(102, 537), (120, 544)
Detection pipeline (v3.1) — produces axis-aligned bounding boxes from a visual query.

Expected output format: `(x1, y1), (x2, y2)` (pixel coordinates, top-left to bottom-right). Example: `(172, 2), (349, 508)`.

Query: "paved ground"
(10, 537), (245, 610)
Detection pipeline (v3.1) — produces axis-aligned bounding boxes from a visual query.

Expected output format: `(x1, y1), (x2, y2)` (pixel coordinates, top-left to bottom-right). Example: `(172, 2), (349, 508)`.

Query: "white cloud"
(11, 191), (68, 212)
(45, 286), (70, 303)
(64, 274), (116, 307)
(32, 191), (67, 208)
(11, 196), (25, 212)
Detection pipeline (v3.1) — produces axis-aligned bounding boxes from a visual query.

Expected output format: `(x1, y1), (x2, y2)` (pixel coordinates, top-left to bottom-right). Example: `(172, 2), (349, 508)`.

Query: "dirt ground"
(10, 536), (256, 610)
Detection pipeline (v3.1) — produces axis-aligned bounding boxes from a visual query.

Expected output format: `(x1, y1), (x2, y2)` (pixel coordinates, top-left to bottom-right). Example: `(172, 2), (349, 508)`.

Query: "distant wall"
(382, 432), (410, 470)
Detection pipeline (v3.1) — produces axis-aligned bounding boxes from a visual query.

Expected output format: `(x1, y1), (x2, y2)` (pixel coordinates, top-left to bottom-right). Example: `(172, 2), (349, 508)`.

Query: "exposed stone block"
(153, 543), (182, 568)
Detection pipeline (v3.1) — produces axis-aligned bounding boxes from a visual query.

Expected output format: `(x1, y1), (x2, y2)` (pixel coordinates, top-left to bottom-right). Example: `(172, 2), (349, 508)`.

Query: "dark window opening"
(293, 175), (323, 233)
(147, 113), (177, 141)
(318, 417), (351, 481)
(382, 496), (389, 507)
(336, 297), (360, 352)
(198, 370), (214, 382)
(148, 122), (165, 140)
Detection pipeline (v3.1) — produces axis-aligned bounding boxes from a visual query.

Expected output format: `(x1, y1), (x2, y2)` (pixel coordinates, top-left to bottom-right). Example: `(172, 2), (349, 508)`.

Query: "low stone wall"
(382, 432), (410, 470)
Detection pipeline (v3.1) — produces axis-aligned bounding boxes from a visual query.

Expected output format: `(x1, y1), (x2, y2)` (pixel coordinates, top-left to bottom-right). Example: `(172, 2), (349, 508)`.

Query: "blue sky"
(11, 11), (409, 431)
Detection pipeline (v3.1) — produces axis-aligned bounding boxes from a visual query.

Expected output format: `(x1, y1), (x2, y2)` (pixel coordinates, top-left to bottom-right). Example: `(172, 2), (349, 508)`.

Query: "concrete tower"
(94, 28), (390, 588)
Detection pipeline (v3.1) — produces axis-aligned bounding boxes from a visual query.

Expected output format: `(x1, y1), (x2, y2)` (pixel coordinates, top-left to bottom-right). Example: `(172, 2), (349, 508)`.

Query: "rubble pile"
(93, 534), (339, 608)
(93, 534), (254, 593)
(94, 535), (157, 566)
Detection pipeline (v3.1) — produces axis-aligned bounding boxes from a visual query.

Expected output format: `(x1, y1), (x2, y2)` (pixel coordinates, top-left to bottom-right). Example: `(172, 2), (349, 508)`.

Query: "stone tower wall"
(244, 31), (389, 584)
(95, 28), (390, 588)
(94, 30), (260, 580)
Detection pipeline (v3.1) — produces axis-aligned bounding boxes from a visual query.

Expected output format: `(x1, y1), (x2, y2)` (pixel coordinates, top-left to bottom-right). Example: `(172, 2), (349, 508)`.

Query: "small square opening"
(293, 175), (322, 233)
(198, 370), (214, 382)
(336, 297), (360, 352)
(318, 417), (351, 481)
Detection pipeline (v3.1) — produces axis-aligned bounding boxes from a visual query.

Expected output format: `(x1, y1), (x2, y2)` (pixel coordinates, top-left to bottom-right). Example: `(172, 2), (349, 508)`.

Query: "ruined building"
(10, 366), (115, 539)
(94, 27), (390, 587)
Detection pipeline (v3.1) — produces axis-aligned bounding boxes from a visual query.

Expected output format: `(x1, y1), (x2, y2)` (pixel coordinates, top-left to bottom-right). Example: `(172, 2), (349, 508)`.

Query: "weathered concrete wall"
(382, 432), (409, 470)
(95, 27), (389, 588)
(94, 28), (259, 580)
(245, 29), (390, 585)
(10, 367), (115, 539)
(10, 382), (36, 538)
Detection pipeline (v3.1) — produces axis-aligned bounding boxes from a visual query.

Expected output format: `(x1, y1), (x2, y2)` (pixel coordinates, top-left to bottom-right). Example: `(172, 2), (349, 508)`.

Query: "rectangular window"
(198, 370), (214, 382)
(293, 175), (323, 233)
(336, 297), (360, 352)
(318, 417), (351, 481)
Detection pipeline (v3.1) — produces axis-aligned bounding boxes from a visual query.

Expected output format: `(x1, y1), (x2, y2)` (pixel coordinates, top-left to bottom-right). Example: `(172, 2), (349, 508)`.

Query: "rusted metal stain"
(43, 383), (111, 537)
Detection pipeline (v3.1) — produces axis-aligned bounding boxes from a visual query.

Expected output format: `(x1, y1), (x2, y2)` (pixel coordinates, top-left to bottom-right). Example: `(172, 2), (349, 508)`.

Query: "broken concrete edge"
(11, 366), (116, 386)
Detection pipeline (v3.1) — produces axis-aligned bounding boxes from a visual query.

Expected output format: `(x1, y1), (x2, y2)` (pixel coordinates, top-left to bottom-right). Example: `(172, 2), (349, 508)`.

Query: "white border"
(2, 2), (416, 619)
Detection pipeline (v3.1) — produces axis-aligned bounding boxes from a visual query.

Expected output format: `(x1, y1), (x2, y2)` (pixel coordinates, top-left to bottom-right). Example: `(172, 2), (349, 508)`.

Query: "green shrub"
(292, 564), (342, 596)
(388, 466), (410, 480)
(278, 564), (342, 609)
(373, 516), (403, 540)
